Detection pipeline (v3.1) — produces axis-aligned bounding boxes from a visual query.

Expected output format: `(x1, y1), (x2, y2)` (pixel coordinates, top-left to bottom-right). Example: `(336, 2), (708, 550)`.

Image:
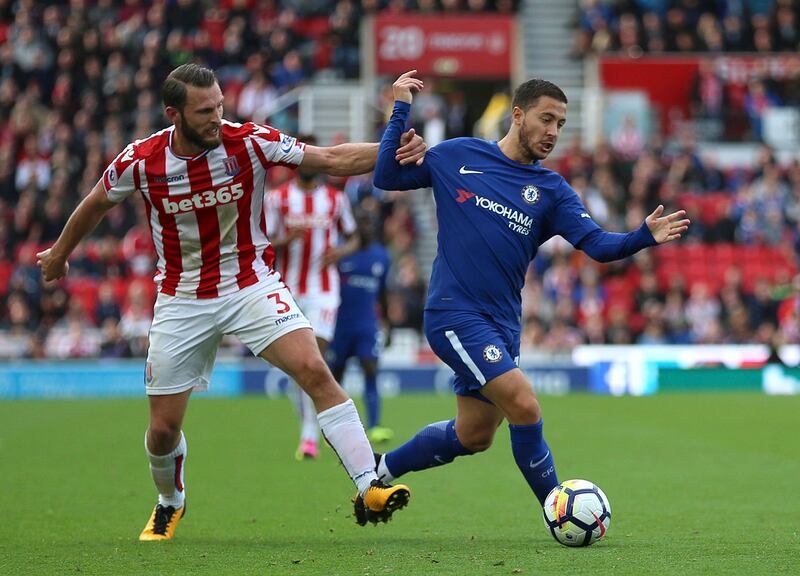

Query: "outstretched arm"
(374, 70), (432, 191)
(37, 180), (118, 281)
(578, 205), (690, 262)
(299, 130), (426, 177)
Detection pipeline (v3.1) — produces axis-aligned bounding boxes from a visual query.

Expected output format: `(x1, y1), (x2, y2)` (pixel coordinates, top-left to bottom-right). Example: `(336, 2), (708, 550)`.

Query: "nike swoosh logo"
(459, 166), (483, 174)
(591, 511), (607, 538)
(529, 450), (550, 469)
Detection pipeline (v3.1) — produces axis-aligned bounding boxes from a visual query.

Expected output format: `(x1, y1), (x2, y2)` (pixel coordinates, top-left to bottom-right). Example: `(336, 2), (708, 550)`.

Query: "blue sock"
(364, 374), (379, 429)
(385, 419), (471, 478)
(509, 421), (558, 506)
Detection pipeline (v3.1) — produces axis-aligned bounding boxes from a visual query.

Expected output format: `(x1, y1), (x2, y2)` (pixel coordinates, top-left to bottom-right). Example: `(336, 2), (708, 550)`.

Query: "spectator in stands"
(777, 273), (800, 342)
(95, 281), (122, 326)
(691, 59), (725, 122)
(329, 0), (360, 78)
(9, 243), (41, 302)
(445, 88), (470, 139)
(236, 65), (279, 124)
(114, 281), (151, 356)
(685, 282), (721, 342)
(99, 317), (132, 359)
(2, 292), (36, 336)
(605, 305), (634, 344)
(386, 253), (427, 333)
(543, 317), (584, 352)
(610, 115), (646, 163)
(271, 50), (307, 91)
(743, 78), (781, 140)
(749, 277), (780, 330)
(773, 3), (799, 50)
(573, 266), (606, 325)
(638, 316), (669, 344)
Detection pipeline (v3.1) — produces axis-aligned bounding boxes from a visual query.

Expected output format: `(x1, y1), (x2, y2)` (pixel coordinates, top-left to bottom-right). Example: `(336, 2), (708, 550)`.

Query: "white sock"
(289, 382), (319, 443)
(376, 454), (396, 483)
(300, 391), (319, 443)
(145, 430), (186, 509)
(317, 399), (378, 495)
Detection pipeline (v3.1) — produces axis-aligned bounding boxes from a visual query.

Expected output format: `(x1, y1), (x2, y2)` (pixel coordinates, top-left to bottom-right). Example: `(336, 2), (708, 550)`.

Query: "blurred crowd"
(574, 0), (800, 56)
(526, 133), (800, 350)
(574, 1), (800, 141)
(0, 0), (510, 359)
(0, 0), (798, 361)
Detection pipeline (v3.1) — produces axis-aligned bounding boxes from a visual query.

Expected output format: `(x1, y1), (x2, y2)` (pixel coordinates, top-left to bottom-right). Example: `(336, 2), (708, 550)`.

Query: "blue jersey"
(374, 101), (655, 331)
(336, 242), (390, 330)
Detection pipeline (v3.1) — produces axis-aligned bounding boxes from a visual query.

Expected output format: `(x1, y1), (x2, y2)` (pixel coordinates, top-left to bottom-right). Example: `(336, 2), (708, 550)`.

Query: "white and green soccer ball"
(542, 479), (611, 547)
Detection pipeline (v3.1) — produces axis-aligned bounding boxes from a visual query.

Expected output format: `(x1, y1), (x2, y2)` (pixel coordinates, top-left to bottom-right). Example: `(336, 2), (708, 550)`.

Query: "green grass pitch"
(2, 392), (798, 575)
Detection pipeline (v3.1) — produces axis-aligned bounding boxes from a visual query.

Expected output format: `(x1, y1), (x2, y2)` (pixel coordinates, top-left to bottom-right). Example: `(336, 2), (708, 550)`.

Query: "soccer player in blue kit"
(371, 71), (690, 508)
(328, 209), (394, 443)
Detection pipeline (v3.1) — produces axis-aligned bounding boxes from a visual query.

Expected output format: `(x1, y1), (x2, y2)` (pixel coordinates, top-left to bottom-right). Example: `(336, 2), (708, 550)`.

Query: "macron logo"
(580, 213), (591, 218)
(455, 189), (476, 203)
(459, 166), (483, 174)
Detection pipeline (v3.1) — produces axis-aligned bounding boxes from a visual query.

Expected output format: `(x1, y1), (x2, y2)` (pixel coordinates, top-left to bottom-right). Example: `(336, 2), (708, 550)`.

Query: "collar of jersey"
(168, 130), (213, 162)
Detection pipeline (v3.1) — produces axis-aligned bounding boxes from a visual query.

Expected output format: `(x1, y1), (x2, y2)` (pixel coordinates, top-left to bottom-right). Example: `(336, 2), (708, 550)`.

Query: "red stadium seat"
(657, 244), (680, 264)
(682, 243), (708, 266)
(710, 244), (736, 265)
(66, 277), (101, 323)
(0, 260), (13, 295)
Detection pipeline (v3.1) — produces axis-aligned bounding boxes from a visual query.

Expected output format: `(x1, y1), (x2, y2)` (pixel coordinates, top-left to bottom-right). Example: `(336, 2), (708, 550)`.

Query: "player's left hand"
(36, 247), (70, 282)
(645, 205), (690, 244)
(321, 247), (345, 267)
(397, 128), (426, 166)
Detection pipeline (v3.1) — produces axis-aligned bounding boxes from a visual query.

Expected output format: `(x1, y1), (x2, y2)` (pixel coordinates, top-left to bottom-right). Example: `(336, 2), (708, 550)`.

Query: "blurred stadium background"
(1, 0), (799, 397)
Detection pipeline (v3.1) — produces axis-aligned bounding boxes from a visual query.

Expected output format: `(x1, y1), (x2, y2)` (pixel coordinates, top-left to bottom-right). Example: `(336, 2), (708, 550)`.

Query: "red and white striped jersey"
(265, 181), (356, 297)
(101, 120), (305, 298)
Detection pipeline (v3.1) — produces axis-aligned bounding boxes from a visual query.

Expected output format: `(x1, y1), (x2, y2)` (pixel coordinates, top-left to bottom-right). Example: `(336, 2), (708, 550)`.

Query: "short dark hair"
(512, 79), (568, 112)
(162, 63), (218, 110)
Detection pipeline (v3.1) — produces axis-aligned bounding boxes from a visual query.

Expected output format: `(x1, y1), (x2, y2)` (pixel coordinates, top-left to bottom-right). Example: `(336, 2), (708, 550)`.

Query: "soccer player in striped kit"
(370, 71), (689, 514)
(37, 64), (426, 539)
(266, 135), (358, 460)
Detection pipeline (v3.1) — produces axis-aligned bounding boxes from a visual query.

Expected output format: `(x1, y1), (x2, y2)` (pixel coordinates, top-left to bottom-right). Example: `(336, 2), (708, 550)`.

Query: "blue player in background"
(370, 71), (690, 510)
(327, 209), (394, 444)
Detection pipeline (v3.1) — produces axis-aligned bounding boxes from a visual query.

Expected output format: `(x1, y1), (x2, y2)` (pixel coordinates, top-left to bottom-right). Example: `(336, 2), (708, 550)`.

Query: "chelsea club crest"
(521, 185), (540, 205)
(483, 344), (503, 363)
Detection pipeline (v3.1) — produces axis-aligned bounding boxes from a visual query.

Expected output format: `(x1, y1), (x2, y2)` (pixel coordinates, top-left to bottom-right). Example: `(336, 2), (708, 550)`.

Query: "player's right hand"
(393, 70), (424, 104)
(36, 248), (69, 282)
(286, 227), (309, 242)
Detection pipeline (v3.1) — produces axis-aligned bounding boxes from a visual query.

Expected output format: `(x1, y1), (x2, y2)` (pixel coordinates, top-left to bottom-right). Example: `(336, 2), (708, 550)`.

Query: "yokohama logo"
(474, 195), (533, 227)
(162, 183), (245, 214)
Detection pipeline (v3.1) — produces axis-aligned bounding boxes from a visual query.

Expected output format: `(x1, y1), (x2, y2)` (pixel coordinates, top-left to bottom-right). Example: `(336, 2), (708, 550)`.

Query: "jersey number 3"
(268, 292), (291, 314)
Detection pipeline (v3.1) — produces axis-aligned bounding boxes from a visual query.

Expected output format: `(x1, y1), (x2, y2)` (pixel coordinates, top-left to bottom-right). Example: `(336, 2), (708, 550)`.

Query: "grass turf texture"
(1, 392), (798, 575)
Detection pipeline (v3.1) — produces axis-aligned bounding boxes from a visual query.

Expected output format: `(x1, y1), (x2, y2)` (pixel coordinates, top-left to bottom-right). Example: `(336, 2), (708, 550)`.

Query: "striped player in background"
(266, 135), (358, 460)
(36, 64), (426, 539)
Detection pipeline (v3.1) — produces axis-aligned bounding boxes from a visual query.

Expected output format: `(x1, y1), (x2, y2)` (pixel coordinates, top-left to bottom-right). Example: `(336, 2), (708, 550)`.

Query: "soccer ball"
(542, 479), (611, 547)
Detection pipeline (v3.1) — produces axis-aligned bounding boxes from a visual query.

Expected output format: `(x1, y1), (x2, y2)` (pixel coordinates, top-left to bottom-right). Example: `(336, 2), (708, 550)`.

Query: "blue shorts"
(424, 309), (520, 402)
(328, 324), (381, 369)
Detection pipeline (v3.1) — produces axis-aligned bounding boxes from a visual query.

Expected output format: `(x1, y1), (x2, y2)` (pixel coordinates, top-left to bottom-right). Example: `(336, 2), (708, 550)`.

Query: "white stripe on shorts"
(445, 329), (486, 385)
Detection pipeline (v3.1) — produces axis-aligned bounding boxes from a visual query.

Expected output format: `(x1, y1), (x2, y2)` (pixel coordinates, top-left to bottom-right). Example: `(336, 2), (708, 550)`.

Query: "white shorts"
(294, 293), (339, 342)
(146, 278), (311, 395)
